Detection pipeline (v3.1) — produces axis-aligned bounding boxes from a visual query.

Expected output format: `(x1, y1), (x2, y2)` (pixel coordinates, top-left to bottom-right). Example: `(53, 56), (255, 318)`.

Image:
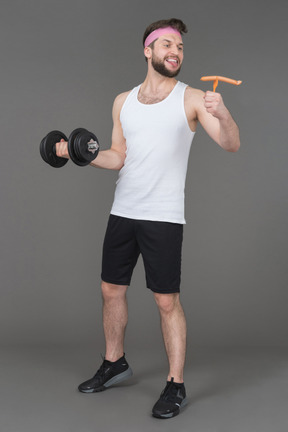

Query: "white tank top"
(111, 81), (195, 224)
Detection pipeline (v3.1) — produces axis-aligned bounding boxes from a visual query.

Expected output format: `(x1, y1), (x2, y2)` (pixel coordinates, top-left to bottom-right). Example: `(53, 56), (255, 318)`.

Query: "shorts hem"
(147, 286), (180, 294)
(101, 276), (131, 286)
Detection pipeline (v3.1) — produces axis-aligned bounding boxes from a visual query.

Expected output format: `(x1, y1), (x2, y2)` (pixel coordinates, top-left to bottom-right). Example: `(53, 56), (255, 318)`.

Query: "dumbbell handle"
(54, 138), (98, 156)
(57, 138), (99, 160)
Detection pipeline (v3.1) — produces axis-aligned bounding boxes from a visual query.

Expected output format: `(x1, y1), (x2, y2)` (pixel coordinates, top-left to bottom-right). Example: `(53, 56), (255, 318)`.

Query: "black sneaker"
(152, 378), (187, 419)
(78, 354), (133, 393)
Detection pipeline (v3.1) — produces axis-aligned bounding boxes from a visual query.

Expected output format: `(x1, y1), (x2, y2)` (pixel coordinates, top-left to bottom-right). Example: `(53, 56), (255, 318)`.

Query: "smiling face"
(149, 33), (184, 78)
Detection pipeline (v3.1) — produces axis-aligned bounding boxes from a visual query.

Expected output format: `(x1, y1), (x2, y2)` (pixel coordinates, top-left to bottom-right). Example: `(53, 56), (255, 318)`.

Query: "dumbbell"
(40, 128), (100, 168)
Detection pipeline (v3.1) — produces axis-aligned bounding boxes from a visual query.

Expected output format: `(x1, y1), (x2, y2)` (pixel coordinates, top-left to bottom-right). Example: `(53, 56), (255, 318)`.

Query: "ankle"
(167, 375), (184, 384)
(105, 352), (125, 363)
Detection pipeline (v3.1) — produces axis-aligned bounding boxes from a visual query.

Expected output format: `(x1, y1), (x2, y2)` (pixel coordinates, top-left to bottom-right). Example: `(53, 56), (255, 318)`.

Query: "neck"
(141, 66), (177, 94)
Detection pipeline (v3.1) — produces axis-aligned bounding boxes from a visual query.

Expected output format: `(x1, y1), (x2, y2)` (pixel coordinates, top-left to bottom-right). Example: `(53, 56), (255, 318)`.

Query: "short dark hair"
(142, 18), (188, 47)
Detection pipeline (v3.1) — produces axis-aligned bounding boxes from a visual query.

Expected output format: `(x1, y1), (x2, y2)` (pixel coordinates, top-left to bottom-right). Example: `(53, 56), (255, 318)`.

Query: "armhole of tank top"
(181, 83), (196, 136)
(119, 86), (139, 123)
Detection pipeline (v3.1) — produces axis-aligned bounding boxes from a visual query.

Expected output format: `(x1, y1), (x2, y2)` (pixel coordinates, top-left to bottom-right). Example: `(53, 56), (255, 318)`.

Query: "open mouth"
(165, 57), (179, 68)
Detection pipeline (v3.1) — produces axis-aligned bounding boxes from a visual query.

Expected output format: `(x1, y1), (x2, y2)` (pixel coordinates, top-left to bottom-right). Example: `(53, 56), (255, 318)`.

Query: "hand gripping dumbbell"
(40, 128), (100, 167)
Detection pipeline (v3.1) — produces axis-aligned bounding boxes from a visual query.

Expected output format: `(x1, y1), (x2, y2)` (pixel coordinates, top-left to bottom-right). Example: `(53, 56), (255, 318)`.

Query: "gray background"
(1, 0), (287, 348)
(0, 0), (288, 431)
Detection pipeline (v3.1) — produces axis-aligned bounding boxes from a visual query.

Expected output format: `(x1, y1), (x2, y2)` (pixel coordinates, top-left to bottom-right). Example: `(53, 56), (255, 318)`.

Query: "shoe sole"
(79, 367), (133, 393)
(152, 398), (187, 419)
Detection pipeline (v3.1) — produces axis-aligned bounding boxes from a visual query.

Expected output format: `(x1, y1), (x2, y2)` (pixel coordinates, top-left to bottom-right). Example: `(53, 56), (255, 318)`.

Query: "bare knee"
(154, 292), (180, 314)
(101, 281), (128, 302)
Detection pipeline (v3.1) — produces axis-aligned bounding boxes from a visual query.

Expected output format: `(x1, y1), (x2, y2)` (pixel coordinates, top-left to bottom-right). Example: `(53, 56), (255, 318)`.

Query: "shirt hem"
(110, 210), (186, 225)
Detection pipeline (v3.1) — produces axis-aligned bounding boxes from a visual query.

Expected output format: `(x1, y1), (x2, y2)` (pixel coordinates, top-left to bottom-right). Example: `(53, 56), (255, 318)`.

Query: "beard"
(151, 53), (181, 78)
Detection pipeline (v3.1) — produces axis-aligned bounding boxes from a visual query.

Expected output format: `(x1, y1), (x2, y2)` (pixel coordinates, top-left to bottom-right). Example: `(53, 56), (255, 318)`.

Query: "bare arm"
(90, 92), (129, 170)
(55, 92), (129, 169)
(185, 87), (240, 152)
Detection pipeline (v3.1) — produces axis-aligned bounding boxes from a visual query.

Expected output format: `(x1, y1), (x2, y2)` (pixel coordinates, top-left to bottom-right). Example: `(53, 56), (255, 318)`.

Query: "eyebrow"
(162, 38), (184, 46)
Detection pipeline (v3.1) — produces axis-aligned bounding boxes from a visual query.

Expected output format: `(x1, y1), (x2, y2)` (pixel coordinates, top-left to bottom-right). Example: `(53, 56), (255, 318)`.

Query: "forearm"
(201, 90), (240, 152)
(218, 110), (240, 152)
(90, 148), (126, 170)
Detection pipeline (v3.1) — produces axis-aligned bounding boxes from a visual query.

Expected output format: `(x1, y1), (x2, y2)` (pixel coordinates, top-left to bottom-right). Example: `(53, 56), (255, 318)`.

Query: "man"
(57, 18), (240, 419)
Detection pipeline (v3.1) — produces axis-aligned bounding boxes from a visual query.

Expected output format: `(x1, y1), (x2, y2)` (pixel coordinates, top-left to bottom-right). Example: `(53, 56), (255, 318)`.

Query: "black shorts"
(101, 215), (183, 294)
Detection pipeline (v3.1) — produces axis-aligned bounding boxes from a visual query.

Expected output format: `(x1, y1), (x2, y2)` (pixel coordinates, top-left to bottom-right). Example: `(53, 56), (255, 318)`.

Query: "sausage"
(201, 76), (242, 91)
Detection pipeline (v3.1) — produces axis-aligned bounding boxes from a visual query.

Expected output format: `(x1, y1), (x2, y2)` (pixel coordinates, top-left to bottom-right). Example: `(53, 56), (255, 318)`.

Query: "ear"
(144, 46), (152, 60)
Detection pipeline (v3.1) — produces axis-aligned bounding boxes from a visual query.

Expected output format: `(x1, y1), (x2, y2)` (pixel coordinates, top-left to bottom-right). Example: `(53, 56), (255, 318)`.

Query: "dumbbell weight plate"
(40, 137), (49, 164)
(73, 131), (100, 166)
(40, 130), (69, 168)
(67, 128), (89, 166)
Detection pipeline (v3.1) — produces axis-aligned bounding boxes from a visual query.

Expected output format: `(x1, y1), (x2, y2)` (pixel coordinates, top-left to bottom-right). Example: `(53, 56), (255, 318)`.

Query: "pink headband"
(144, 27), (182, 48)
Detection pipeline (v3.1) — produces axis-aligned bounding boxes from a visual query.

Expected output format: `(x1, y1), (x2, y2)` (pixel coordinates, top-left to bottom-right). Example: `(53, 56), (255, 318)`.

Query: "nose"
(170, 44), (182, 57)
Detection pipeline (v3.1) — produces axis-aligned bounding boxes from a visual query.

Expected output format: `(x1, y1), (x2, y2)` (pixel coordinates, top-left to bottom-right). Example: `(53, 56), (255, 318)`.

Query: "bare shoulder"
(113, 90), (132, 114)
(183, 86), (205, 130)
(184, 86), (205, 107)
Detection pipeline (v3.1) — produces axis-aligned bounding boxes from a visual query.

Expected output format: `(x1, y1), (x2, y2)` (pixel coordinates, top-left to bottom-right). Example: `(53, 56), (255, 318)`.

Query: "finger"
(204, 91), (221, 99)
(204, 97), (214, 104)
(204, 96), (222, 106)
(205, 91), (215, 97)
(204, 99), (217, 107)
